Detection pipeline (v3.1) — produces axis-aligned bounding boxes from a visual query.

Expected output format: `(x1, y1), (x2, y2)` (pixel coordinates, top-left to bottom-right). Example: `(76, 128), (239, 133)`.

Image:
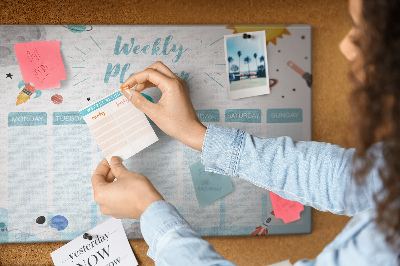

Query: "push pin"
(120, 85), (130, 93)
(83, 233), (96, 240)
(243, 33), (252, 39)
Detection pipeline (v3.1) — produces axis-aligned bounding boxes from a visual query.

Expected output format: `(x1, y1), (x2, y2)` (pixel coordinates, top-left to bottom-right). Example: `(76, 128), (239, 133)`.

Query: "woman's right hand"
(120, 61), (206, 151)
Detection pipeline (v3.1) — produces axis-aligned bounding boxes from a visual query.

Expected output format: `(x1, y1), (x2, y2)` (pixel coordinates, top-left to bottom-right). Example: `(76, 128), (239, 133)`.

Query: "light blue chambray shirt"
(140, 124), (400, 265)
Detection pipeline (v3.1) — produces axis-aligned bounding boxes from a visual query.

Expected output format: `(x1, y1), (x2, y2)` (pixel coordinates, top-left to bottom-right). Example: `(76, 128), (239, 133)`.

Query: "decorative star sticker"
(6, 73), (13, 79)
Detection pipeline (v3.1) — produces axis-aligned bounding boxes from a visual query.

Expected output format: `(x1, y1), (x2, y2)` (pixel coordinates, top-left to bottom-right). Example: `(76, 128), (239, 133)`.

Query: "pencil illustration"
(16, 83), (36, 106)
(287, 60), (312, 88)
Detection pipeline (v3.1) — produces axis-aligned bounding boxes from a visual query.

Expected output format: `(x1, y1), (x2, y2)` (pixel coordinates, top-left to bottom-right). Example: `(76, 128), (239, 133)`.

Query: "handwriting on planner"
(14, 41), (67, 90)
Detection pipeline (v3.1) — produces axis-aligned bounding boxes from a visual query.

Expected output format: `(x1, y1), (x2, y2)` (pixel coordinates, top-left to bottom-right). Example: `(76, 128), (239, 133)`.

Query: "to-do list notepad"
(80, 91), (158, 162)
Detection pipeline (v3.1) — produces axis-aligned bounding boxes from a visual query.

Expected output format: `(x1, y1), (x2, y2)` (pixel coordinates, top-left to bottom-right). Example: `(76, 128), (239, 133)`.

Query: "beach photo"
(224, 30), (270, 100)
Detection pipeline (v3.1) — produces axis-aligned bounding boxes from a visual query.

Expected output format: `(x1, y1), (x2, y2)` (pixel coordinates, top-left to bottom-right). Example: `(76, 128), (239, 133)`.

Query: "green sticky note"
(189, 160), (233, 208)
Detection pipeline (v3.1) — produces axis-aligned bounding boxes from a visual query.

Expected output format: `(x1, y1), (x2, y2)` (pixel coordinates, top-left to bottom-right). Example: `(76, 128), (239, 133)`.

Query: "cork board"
(0, 0), (352, 265)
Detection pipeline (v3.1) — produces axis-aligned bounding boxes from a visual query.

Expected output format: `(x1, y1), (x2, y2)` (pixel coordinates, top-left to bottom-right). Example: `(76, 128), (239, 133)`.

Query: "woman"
(91, 0), (400, 264)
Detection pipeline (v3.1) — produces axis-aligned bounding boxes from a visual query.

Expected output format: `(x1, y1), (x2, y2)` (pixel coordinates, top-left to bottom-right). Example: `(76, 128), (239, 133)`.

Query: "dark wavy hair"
(348, 0), (400, 258)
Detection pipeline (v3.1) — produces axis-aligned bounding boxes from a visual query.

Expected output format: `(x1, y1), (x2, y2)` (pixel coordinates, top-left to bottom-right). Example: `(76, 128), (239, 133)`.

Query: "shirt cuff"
(201, 123), (245, 176)
(140, 200), (191, 260)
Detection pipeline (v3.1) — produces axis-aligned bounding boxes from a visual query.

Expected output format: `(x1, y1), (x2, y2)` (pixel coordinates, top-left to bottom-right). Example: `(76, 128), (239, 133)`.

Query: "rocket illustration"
(287, 60), (312, 88)
(16, 83), (36, 106)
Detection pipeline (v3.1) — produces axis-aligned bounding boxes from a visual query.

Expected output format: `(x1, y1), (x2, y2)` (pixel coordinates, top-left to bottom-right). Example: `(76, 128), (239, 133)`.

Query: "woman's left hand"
(91, 157), (164, 220)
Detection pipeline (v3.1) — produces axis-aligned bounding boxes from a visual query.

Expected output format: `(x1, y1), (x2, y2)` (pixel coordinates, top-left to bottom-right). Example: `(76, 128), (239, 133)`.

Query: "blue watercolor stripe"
(204, 72), (224, 88)
(187, 76), (194, 84)
(80, 91), (123, 116)
(210, 37), (223, 46)
(90, 36), (102, 50)
(73, 77), (91, 86)
(75, 47), (86, 55)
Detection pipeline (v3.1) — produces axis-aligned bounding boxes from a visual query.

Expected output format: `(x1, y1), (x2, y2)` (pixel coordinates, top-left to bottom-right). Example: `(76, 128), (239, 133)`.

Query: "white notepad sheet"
(80, 90), (158, 162)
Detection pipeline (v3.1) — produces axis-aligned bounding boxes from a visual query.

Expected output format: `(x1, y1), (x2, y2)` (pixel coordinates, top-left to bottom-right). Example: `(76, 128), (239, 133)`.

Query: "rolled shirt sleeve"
(140, 200), (236, 265)
(201, 124), (383, 216)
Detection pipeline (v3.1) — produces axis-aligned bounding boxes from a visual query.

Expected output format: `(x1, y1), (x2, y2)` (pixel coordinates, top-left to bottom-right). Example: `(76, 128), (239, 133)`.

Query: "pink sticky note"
(14, 41), (67, 90)
(269, 191), (304, 223)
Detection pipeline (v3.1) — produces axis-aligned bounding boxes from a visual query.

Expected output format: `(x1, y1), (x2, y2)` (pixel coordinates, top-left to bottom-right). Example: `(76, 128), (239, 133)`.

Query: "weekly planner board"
(0, 25), (312, 243)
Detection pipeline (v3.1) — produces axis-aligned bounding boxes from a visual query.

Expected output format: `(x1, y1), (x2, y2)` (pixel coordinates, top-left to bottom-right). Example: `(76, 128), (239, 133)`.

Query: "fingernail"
(124, 89), (133, 100)
(120, 85), (130, 92)
(110, 156), (122, 165)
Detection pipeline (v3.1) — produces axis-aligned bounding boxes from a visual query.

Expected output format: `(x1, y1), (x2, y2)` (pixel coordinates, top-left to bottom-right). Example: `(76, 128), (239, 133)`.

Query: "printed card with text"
(80, 90), (158, 162)
(51, 218), (138, 266)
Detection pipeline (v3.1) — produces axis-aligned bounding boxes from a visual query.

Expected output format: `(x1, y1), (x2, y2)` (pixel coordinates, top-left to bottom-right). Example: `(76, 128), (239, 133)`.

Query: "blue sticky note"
(189, 160), (233, 208)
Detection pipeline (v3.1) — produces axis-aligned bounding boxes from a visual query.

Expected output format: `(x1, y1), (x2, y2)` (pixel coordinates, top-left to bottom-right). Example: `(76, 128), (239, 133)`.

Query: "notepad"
(190, 160), (233, 208)
(14, 41), (67, 90)
(79, 91), (158, 162)
(269, 191), (304, 224)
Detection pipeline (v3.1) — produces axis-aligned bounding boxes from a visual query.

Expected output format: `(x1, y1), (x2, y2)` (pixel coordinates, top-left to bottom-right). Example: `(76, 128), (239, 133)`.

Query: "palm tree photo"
(244, 56), (251, 78)
(237, 51), (242, 78)
(227, 56), (233, 73)
(253, 53), (258, 76)
(260, 55), (265, 70)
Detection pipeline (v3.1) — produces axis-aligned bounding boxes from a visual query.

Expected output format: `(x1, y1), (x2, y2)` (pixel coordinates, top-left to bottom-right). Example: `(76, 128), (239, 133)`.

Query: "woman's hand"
(120, 61), (206, 152)
(91, 157), (164, 220)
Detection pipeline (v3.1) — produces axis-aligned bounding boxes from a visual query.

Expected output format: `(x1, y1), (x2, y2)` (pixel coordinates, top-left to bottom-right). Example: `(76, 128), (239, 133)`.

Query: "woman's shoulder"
(320, 209), (399, 265)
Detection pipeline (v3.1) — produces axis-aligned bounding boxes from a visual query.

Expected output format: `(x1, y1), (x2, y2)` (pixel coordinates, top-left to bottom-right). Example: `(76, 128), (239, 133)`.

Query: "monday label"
(8, 112), (47, 127)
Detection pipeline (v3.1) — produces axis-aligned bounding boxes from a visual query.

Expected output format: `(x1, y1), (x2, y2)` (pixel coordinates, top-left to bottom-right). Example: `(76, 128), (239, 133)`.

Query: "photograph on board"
(224, 30), (270, 100)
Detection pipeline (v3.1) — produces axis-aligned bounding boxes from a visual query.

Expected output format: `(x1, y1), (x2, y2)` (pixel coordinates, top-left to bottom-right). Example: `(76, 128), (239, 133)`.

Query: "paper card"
(224, 30), (270, 100)
(269, 191), (304, 223)
(51, 218), (138, 266)
(79, 90), (158, 162)
(268, 260), (293, 266)
(14, 41), (67, 90)
(189, 160), (233, 208)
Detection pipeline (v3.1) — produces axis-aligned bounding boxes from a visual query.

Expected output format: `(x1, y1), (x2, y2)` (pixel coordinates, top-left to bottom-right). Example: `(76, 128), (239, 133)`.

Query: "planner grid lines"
(89, 105), (152, 158)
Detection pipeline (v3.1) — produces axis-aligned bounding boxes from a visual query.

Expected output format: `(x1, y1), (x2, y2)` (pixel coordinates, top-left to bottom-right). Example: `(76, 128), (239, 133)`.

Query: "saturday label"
(225, 109), (261, 123)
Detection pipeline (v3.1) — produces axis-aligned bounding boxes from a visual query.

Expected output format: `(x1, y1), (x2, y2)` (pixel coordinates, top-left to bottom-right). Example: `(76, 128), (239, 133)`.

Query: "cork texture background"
(0, 0), (353, 265)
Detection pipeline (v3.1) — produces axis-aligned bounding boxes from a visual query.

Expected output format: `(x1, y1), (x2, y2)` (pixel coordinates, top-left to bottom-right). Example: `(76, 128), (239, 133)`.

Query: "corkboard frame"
(0, 0), (353, 265)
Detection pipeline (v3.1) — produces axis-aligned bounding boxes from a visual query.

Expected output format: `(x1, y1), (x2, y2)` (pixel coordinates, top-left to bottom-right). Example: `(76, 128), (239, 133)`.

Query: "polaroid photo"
(224, 30), (270, 100)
